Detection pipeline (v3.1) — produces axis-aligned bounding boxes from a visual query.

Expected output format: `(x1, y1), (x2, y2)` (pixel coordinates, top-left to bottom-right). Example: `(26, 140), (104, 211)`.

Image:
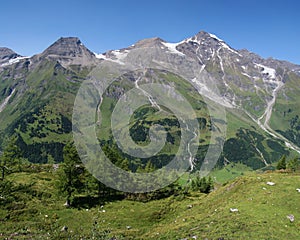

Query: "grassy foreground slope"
(1, 168), (300, 239)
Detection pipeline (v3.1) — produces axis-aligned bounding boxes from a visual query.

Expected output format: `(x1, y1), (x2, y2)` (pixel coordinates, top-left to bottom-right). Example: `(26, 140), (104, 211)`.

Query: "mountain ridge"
(0, 30), (300, 168)
(1, 32), (300, 71)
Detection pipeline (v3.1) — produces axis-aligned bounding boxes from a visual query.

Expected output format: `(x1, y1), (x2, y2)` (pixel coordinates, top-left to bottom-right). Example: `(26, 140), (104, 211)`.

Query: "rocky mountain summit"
(0, 47), (23, 66)
(36, 37), (97, 67)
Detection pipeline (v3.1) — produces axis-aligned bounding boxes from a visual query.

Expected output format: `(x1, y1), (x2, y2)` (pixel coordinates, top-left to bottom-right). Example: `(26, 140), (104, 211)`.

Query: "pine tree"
(144, 160), (155, 173)
(276, 155), (287, 170)
(58, 141), (85, 206)
(47, 154), (55, 164)
(287, 157), (299, 172)
(0, 135), (22, 180)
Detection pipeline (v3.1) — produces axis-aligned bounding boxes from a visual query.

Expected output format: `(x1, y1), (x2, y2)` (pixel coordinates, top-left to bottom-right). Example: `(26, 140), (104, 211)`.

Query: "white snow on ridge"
(161, 42), (185, 56)
(220, 42), (242, 56)
(1, 56), (29, 67)
(94, 50), (130, 65)
(112, 49), (129, 59)
(209, 33), (242, 57)
(94, 53), (106, 59)
(209, 33), (224, 42)
(255, 63), (276, 79)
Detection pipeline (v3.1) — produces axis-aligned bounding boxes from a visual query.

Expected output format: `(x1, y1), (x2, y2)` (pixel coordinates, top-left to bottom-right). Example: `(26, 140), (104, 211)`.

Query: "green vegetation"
(287, 157), (300, 172)
(57, 142), (85, 206)
(0, 59), (92, 163)
(270, 72), (300, 147)
(0, 60), (297, 170)
(191, 176), (214, 193)
(210, 162), (253, 184)
(0, 135), (23, 180)
(276, 155), (287, 170)
(1, 164), (300, 239)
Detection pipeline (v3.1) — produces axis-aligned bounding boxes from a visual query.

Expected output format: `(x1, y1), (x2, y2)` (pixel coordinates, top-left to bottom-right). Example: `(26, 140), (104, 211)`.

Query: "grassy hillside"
(1, 166), (300, 239)
(0, 60), (92, 163)
(0, 62), (295, 169)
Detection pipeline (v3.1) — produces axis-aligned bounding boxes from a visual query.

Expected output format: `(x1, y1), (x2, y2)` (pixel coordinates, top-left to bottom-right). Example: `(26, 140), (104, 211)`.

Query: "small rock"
(287, 214), (295, 222)
(266, 182), (275, 186)
(230, 208), (239, 213)
(53, 164), (59, 171)
(187, 204), (193, 209)
(191, 235), (197, 239)
(126, 226), (131, 230)
(61, 226), (68, 232)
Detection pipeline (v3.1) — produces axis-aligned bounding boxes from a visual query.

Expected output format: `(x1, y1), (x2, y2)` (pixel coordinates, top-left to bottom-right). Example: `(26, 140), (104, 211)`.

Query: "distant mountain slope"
(0, 31), (299, 168)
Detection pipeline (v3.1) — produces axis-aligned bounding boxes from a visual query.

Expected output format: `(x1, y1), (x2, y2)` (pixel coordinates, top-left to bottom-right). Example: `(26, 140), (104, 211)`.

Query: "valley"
(1, 30), (300, 239)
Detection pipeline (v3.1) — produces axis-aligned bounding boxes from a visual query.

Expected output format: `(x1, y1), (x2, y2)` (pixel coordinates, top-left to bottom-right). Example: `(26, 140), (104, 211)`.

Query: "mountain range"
(1, 31), (300, 171)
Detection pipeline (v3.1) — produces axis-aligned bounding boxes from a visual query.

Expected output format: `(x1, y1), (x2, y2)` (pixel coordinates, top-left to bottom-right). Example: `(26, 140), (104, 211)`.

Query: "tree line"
(0, 136), (216, 208)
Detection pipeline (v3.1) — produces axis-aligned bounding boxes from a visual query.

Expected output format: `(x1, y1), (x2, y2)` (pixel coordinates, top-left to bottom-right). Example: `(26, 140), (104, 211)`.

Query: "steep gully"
(135, 71), (197, 170)
(0, 89), (15, 113)
(215, 49), (300, 163)
(242, 70), (300, 156)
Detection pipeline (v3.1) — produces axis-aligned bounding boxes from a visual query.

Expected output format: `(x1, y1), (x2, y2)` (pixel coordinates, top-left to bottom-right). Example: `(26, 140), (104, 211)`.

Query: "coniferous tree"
(58, 141), (85, 206)
(276, 155), (287, 170)
(287, 157), (300, 172)
(0, 135), (22, 180)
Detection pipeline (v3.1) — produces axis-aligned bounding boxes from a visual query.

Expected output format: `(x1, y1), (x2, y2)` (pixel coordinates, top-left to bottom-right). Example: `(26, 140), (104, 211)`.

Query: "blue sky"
(1, 0), (300, 64)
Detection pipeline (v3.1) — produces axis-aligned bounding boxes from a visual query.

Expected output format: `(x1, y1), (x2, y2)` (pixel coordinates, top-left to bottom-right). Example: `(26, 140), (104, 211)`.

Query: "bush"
(191, 176), (214, 194)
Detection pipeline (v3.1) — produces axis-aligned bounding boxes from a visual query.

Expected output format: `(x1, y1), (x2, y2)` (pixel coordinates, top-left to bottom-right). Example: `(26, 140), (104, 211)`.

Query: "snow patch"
(209, 33), (242, 56)
(241, 72), (252, 78)
(209, 33), (224, 42)
(95, 50), (130, 65)
(220, 42), (242, 56)
(161, 42), (185, 56)
(1, 56), (29, 67)
(94, 53), (106, 59)
(255, 63), (276, 79)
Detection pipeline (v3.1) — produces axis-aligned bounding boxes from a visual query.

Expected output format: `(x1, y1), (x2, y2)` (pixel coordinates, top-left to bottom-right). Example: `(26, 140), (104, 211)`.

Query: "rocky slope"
(0, 31), (299, 169)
